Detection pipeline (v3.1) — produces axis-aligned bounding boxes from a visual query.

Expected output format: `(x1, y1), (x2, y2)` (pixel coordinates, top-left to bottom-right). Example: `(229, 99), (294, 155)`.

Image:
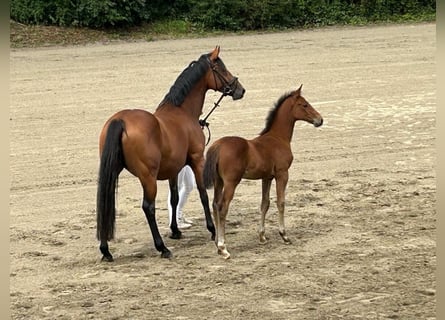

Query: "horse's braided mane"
(158, 53), (210, 108)
(259, 91), (293, 135)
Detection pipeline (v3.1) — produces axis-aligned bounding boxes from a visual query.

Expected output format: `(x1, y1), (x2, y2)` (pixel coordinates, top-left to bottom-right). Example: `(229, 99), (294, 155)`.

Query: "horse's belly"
(157, 162), (185, 180)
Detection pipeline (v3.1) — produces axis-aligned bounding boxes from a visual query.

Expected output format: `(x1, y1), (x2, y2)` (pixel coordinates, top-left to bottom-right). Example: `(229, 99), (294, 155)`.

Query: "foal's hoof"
(161, 249), (173, 259)
(259, 233), (268, 244)
(101, 255), (114, 262)
(280, 232), (292, 244)
(217, 248), (231, 260)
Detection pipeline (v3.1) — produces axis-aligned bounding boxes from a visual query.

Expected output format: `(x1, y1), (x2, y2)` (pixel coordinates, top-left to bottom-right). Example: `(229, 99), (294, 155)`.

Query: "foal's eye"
(303, 104), (308, 108)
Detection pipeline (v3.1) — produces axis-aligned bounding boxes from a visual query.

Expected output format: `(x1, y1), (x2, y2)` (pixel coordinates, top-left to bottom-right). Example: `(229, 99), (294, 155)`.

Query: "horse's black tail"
(96, 119), (126, 242)
(203, 144), (220, 189)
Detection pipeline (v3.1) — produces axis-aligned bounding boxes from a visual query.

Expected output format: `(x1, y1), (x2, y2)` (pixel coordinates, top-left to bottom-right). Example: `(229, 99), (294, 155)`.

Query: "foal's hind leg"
(259, 178), (272, 244)
(276, 173), (291, 244)
(216, 183), (237, 259)
(211, 177), (223, 245)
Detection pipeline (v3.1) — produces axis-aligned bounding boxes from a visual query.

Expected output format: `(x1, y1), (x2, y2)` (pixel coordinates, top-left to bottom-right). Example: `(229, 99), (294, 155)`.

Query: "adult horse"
(97, 47), (245, 261)
(203, 85), (322, 259)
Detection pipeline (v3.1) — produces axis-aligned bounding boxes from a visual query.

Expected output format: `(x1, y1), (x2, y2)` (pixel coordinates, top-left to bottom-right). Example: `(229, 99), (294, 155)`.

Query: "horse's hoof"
(169, 231), (182, 240)
(101, 255), (114, 262)
(161, 250), (173, 259)
(208, 226), (216, 241)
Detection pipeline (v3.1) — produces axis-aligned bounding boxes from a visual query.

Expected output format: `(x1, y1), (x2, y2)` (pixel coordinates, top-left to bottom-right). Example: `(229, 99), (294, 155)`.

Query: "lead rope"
(199, 92), (227, 146)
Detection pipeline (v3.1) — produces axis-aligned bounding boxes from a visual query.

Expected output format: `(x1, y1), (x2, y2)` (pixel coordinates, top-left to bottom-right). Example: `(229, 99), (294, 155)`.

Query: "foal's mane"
(259, 91), (293, 135)
(158, 53), (211, 108)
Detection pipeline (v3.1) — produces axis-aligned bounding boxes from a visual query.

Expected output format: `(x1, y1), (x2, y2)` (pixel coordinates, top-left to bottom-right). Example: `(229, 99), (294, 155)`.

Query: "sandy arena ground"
(10, 23), (436, 319)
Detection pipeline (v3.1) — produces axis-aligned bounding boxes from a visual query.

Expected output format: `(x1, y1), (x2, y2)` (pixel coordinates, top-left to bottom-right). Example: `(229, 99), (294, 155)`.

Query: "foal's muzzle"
(313, 117), (323, 127)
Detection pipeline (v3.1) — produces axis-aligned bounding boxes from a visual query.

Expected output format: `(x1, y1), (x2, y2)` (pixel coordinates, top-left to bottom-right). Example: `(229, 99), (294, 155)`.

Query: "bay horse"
(203, 85), (323, 259)
(97, 47), (245, 261)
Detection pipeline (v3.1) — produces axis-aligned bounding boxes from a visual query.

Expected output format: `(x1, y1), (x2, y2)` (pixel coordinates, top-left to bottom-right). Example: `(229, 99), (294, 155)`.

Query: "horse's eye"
(303, 104), (308, 108)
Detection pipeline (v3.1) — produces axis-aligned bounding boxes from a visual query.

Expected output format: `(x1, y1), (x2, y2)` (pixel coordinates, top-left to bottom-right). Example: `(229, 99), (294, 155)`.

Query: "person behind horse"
(168, 165), (195, 229)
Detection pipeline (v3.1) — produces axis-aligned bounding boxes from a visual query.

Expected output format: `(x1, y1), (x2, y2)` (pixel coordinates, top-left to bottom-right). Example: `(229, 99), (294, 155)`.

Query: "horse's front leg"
(276, 173), (292, 244)
(259, 178), (272, 244)
(168, 177), (182, 239)
(190, 159), (216, 240)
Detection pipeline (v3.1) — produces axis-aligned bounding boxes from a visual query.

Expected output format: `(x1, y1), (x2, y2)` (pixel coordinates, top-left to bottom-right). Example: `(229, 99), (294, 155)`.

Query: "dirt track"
(10, 23), (436, 319)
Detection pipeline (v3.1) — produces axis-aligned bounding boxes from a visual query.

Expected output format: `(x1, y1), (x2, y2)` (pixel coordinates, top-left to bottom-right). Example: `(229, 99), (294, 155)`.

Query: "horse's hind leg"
(259, 178), (272, 244)
(141, 181), (172, 258)
(142, 197), (172, 258)
(276, 173), (292, 244)
(100, 241), (113, 262)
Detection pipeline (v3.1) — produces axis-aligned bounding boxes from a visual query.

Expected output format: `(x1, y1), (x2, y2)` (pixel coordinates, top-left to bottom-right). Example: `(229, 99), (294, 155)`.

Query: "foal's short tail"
(203, 144), (220, 189)
(96, 119), (126, 242)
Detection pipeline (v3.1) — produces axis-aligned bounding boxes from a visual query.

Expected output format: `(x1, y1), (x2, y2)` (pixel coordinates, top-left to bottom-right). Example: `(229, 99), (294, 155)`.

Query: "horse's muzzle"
(229, 79), (245, 100)
(232, 87), (245, 100)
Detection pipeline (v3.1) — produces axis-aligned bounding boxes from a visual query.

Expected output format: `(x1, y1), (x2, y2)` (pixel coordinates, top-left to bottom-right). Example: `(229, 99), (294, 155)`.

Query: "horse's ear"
(210, 46), (220, 61)
(296, 84), (303, 96)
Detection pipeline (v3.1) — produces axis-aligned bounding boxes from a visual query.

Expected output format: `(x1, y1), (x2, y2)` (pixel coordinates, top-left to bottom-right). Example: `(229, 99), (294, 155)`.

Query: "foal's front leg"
(259, 178), (272, 243)
(276, 173), (292, 244)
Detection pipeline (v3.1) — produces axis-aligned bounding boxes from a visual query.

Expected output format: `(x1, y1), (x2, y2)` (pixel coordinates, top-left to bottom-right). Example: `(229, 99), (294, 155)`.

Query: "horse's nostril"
(234, 88), (245, 100)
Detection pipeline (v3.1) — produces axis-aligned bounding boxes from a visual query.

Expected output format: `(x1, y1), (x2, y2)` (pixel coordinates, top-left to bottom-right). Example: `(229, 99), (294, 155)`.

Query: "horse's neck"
(181, 91), (206, 119)
(181, 85), (207, 119)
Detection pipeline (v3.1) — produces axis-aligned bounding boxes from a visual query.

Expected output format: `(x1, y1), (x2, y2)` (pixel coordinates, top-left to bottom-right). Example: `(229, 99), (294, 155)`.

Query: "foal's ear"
(296, 84), (303, 96)
(210, 46), (220, 61)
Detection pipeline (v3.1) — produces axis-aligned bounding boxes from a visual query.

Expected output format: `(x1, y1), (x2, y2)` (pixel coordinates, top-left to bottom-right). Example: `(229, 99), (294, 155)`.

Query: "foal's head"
(287, 85), (323, 127)
(205, 46), (245, 100)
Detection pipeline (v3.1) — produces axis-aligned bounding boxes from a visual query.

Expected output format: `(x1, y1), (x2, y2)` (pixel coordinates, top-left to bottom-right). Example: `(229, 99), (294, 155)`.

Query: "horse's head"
(206, 46), (245, 100)
(289, 85), (323, 127)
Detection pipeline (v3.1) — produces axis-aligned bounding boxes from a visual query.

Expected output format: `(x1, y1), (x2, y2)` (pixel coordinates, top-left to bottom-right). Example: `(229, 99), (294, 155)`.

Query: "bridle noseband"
(199, 58), (240, 145)
(208, 58), (240, 98)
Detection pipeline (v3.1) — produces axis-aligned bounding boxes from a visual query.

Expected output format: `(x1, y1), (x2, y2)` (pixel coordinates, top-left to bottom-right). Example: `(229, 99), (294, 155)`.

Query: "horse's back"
(101, 109), (163, 178)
